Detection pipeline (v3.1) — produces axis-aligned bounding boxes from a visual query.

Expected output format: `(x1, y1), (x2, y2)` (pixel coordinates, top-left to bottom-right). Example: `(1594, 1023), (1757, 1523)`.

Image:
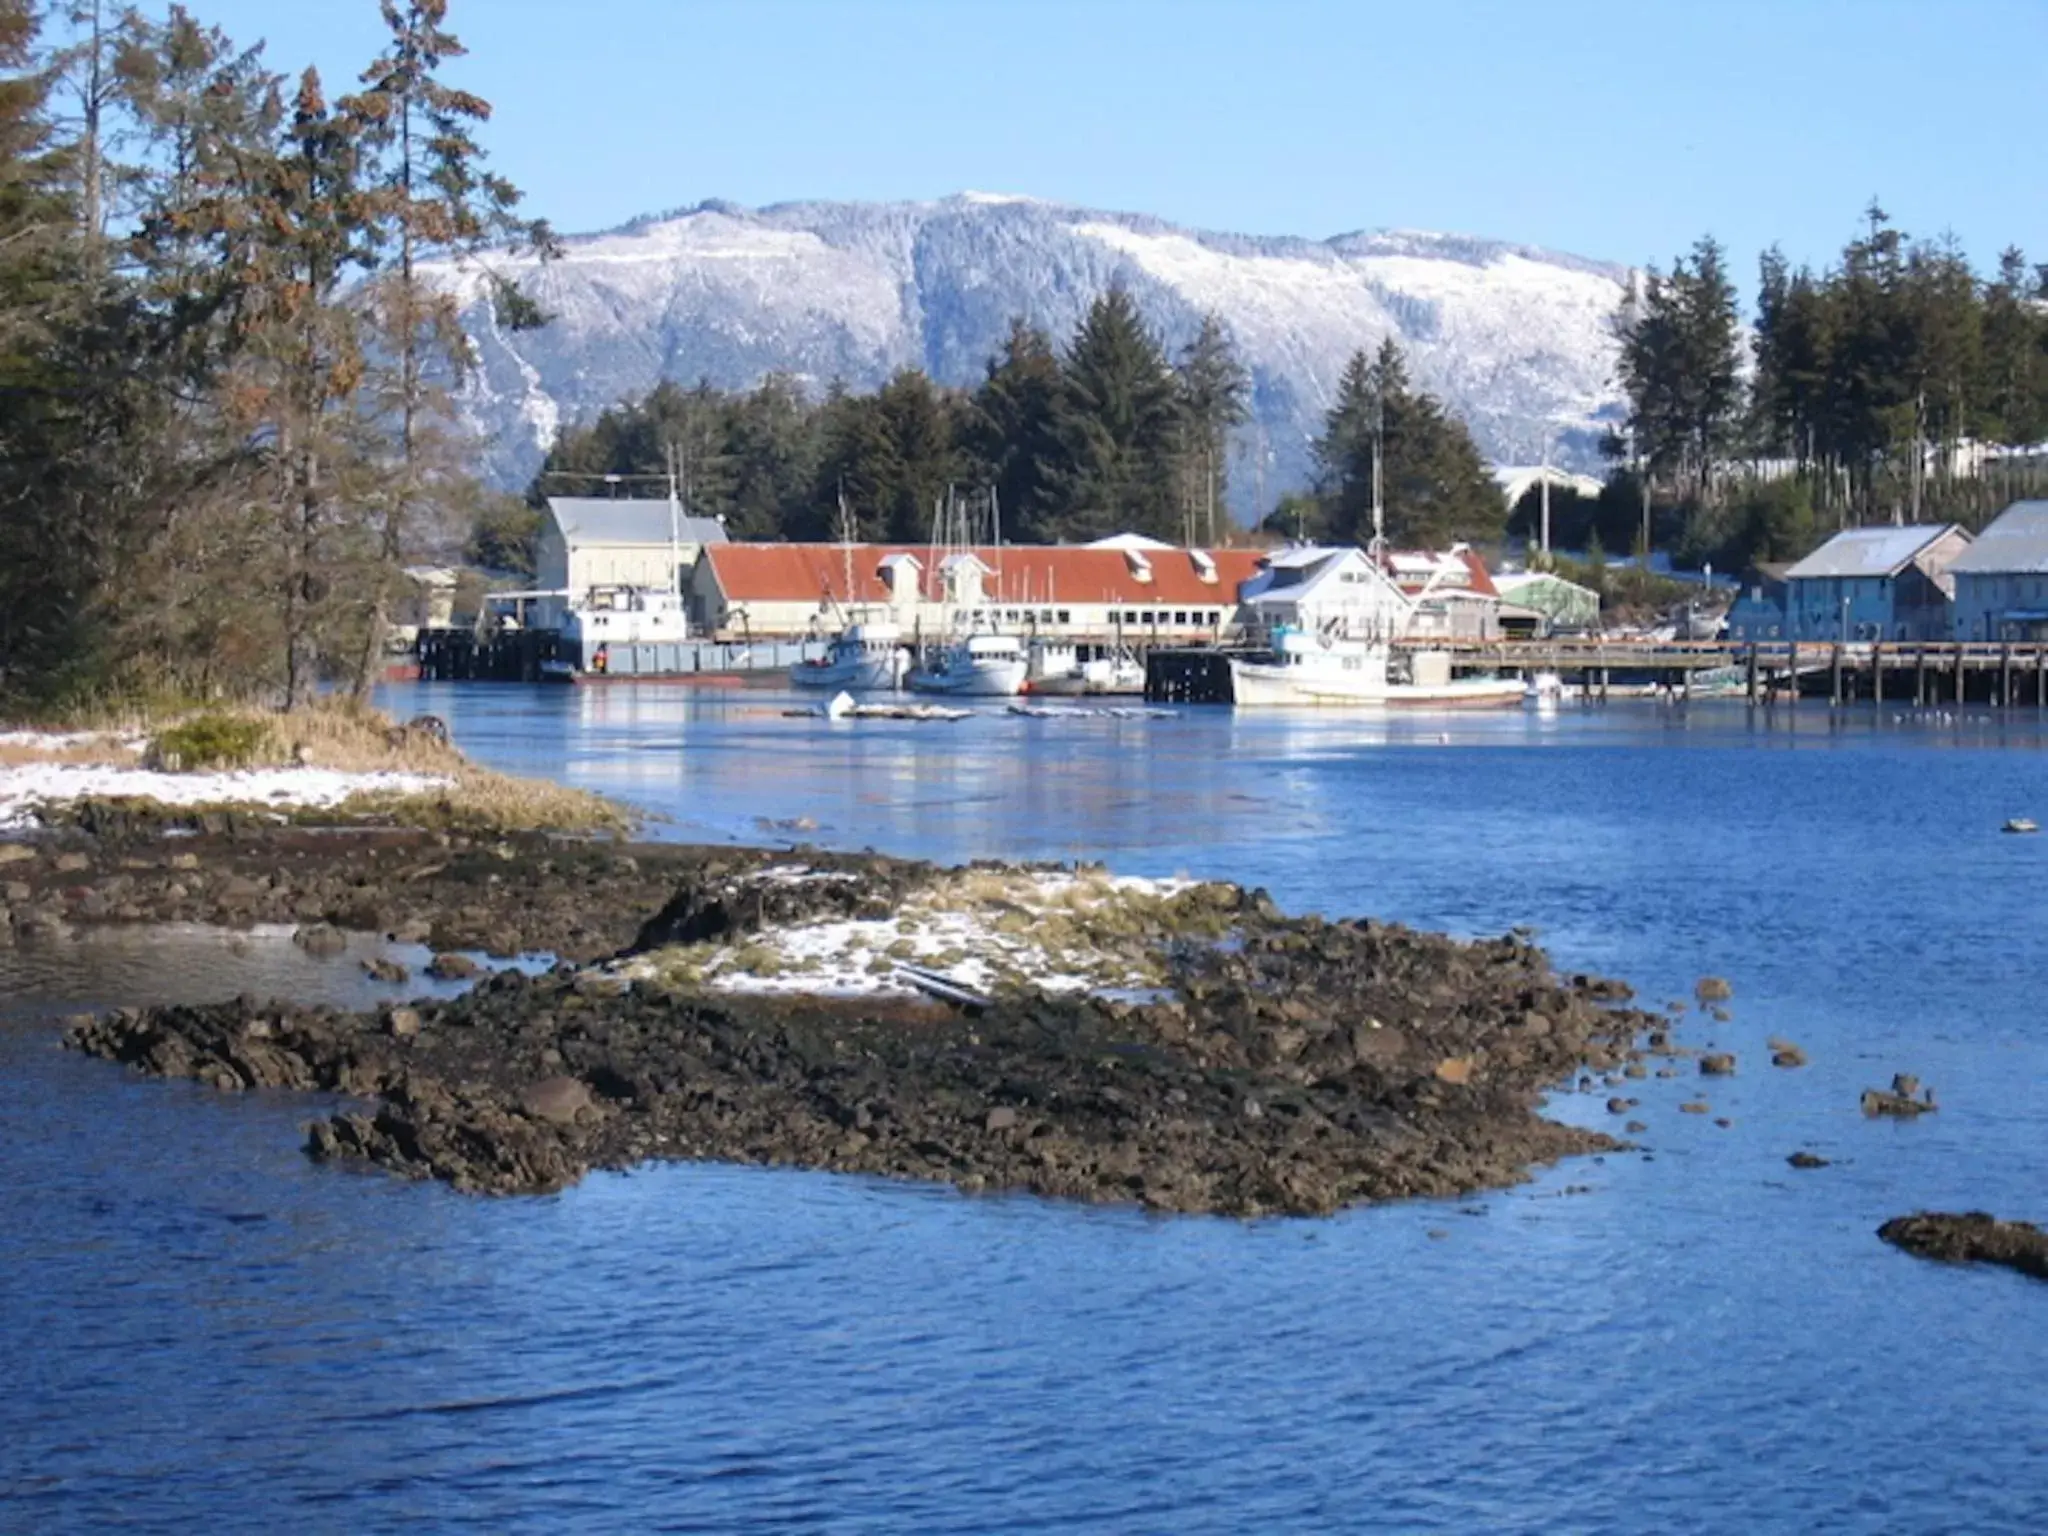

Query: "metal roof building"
(1947, 502), (2048, 640)
(533, 497), (729, 627)
(1780, 523), (1971, 643)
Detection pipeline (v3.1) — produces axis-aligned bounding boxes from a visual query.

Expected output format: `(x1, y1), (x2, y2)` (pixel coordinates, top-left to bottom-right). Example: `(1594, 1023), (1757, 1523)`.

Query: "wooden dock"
(1146, 640), (2048, 707)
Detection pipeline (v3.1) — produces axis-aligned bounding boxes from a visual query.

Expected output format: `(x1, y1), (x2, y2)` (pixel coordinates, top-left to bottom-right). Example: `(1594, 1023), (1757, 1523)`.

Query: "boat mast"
(666, 441), (684, 599)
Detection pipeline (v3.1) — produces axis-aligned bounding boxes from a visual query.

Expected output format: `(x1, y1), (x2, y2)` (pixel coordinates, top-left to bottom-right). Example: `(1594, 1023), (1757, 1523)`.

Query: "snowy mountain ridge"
(434, 193), (1636, 509)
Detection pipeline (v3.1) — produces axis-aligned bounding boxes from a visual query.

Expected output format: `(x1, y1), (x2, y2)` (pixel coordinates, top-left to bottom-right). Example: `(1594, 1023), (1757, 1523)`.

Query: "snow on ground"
(0, 763), (453, 830)
(624, 868), (1213, 1003)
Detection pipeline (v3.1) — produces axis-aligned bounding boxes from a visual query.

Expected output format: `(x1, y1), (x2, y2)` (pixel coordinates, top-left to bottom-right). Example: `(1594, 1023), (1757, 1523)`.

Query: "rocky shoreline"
(38, 825), (1669, 1216)
(1879, 1213), (2048, 1282)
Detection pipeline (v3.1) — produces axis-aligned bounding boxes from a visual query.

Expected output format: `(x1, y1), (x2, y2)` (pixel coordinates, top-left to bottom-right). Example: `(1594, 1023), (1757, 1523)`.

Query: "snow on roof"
(1494, 570), (1597, 598)
(1084, 533), (1178, 550)
(545, 497), (729, 548)
(1785, 525), (1961, 580)
(1261, 545), (1347, 569)
(1946, 502), (2048, 575)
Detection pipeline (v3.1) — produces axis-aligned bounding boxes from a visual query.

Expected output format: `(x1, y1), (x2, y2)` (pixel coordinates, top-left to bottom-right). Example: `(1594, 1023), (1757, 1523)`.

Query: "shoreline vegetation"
(0, 702), (624, 836)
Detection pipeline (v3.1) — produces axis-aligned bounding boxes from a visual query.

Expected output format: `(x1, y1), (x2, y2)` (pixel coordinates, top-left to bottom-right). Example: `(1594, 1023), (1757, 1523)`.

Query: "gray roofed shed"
(1945, 501), (2048, 574)
(1784, 525), (1962, 580)
(544, 497), (728, 548)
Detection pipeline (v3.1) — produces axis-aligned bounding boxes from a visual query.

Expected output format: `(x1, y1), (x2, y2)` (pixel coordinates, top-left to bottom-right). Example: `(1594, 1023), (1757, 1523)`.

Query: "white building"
(1781, 524), (1971, 642)
(690, 541), (1266, 640)
(1236, 547), (1414, 640)
(533, 498), (728, 626)
(1946, 501), (2048, 641)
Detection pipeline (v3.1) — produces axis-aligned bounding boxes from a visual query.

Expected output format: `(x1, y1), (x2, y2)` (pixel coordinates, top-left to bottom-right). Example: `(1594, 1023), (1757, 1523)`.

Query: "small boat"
(1524, 671), (1565, 709)
(2003, 817), (2038, 835)
(1230, 628), (1523, 708)
(1024, 640), (1146, 697)
(789, 620), (909, 691)
(907, 633), (1028, 697)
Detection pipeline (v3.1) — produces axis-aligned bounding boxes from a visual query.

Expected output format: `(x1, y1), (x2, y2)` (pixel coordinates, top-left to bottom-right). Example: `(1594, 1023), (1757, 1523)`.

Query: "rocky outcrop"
(64, 851), (1662, 1217)
(1879, 1213), (2048, 1281)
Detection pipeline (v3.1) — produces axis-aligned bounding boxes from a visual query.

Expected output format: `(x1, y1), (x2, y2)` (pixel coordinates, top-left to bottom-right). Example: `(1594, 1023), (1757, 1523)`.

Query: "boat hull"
(789, 654), (903, 691)
(1230, 661), (1524, 709)
(906, 659), (1028, 697)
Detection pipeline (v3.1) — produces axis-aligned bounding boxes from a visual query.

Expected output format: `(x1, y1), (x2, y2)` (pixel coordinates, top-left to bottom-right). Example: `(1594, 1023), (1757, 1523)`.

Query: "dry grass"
(1, 699), (627, 836)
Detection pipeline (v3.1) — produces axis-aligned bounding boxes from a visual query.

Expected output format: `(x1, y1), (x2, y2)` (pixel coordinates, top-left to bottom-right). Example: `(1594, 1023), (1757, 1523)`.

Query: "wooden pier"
(1145, 640), (2048, 708)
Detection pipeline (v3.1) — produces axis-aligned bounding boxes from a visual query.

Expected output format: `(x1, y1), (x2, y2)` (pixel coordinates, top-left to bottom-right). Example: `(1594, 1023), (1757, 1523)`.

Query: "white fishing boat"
(907, 633), (1028, 697)
(1230, 628), (1524, 709)
(537, 582), (694, 680)
(1023, 640), (1145, 696)
(1524, 671), (1566, 709)
(789, 620), (908, 691)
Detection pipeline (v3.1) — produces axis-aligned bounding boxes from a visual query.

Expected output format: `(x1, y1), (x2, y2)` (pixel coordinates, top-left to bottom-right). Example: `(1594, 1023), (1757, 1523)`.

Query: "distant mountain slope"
(434, 193), (1633, 511)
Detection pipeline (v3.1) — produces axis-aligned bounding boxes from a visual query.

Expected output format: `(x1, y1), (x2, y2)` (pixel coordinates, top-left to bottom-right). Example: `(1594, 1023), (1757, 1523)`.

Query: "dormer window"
(1124, 550), (1153, 583)
(1191, 549), (1218, 583)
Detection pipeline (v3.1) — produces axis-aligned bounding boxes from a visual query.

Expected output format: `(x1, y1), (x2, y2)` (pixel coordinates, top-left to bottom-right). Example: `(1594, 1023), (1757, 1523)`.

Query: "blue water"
(6, 688), (2048, 1532)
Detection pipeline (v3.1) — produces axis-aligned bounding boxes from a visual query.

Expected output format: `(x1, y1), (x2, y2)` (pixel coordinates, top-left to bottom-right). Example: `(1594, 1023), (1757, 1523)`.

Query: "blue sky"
(197, 0), (2044, 291)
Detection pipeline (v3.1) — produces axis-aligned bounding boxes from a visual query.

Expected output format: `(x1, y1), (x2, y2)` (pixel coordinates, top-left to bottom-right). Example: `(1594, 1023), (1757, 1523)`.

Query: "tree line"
(0, 0), (548, 710)
(518, 290), (1253, 563)
(1613, 205), (2048, 572)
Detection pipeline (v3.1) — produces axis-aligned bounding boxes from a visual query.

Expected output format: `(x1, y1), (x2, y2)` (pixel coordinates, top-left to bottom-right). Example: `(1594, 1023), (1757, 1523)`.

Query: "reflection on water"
(5, 686), (2048, 1530)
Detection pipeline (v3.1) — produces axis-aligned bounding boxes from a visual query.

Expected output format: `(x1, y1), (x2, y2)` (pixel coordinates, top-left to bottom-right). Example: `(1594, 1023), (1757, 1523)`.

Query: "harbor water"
(6, 686), (2048, 1531)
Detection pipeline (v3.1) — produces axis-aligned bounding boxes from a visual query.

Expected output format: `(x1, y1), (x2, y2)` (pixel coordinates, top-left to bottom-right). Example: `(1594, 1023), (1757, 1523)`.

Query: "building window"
(1123, 610), (1138, 625)
(1173, 611), (1188, 625)
(1057, 609), (1071, 624)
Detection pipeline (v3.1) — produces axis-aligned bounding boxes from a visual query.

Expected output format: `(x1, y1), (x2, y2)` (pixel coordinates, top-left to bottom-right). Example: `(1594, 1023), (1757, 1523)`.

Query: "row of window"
(960, 608), (1227, 627)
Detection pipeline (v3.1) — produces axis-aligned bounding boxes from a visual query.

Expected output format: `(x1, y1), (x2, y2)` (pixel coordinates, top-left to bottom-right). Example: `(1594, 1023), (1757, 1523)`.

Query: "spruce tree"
(967, 317), (1062, 542)
(1046, 285), (1181, 541)
(1174, 311), (1248, 545)
(342, 0), (554, 693)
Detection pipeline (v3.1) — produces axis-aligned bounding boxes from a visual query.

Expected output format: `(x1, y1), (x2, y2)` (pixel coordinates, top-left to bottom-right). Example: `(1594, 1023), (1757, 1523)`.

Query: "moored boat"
(789, 620), (909, 691)
(907, 633), (1028, 697)
(1229, 628), (1523, 708)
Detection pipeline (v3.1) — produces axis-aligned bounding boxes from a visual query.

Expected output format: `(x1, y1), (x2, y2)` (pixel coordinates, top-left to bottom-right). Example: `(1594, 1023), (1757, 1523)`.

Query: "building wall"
(537, 537), (704, 626)
(1783, 572), (1952, 642)
(689, 564), (1240, 642)
(1953, 572), (2048, 640)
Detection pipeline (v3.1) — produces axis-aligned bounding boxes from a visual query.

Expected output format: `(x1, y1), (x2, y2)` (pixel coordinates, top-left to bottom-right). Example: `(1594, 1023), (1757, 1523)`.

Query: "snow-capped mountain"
(437, 193), (1633, 509)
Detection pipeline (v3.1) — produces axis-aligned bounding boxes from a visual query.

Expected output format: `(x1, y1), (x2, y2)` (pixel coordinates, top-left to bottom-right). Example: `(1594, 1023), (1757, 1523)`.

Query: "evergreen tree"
(1309, 338), (1502, 549)
(1045, 285), (1181, 541)
(1174, 311), (1248, 545)
(1614, 234), (1741, 503)
(1977, 247), (2045, 449)
(341, 0), (553, 693)
(966, 318), (1062, 542)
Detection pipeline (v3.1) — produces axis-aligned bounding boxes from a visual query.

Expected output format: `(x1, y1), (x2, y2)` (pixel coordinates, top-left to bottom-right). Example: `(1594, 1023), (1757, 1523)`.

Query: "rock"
(1433, 1056), (1474, 1085)
(426, 952), (480, 981)
(1695, 976), (1733, 1002)
(292, 923), (348, 958)
(1605, 1097), (1631, 1114)
(384, 1006), (422, 1038)
(362, 956), (411, 984)
(4, 881), (29, 903)
(389, 918), (433, 945)
(1680, 1101), (1710, 1115)
(52, 851), (90, 873)
(1862, 1088), (1935, 1118)
(1787, 1151), (1830, 1169)
(0, 844), (35, 864)
(1771, 1046), (1807, 1069)
(1623, 1062), (1647, 1079)
(1700, 1053), (1737, 1076)
(167, 852), (200, 871)
(985, 1106), (1018, 1132)
(518, 1075), (593, 1126)
(1714, 1117), (1732, 1128)
(1624, 1120), (1647, 1133)
(1878, 1212), (2048, 1281)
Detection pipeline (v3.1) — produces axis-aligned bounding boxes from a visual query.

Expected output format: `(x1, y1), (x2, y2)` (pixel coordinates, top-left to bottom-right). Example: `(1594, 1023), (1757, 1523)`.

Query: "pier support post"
(1746, 644), (1758, 705)
(1831, 644), (1843, 707)
(1915, 647), (1926, 707)
(1872, 643), (1883, 707)
(2002, 646), (2014, 709)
